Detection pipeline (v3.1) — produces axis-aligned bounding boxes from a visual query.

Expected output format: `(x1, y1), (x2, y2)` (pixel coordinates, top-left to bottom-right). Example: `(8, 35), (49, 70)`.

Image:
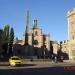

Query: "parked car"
(9, 56), (22, 66)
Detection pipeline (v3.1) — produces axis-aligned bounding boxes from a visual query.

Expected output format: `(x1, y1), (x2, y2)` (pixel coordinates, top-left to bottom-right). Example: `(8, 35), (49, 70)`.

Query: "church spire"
(33, 19), (38, 28)
(24, 10), (29, 45)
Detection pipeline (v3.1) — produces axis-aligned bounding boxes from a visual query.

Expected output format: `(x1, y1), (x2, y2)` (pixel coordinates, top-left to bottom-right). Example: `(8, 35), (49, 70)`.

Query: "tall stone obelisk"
(24, 11), (29, 45)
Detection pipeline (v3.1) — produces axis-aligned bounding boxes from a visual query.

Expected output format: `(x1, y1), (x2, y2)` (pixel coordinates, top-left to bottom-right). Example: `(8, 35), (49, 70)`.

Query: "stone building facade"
(13, 12), (50, 58)
(60, 40), (69, 54)
(52, 41), (59, 55)
(67, 8), (75, 60)
(14, 20), (50, 50)
(61, 8), (75, 60)
(50, 41), (59, 55)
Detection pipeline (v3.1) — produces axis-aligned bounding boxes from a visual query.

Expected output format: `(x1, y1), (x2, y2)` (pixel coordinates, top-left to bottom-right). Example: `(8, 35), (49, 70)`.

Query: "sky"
(0, 0), (75, 42)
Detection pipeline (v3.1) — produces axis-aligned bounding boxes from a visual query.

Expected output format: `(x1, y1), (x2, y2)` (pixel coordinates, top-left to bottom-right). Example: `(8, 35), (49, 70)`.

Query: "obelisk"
(24, 11), (29, 45)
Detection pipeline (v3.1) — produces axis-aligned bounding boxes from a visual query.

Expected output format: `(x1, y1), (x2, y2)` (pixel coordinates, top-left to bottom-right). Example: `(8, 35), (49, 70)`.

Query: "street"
(0, 66), (75, 75)
(0, 61), (75, 75)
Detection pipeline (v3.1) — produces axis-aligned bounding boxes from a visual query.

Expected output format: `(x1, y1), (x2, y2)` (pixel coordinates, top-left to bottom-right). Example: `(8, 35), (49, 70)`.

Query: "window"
(33, 40), (38, 45)
(65, 46), (66, 48)
(35, 31), (38, 35)
(71, 22), (75, 32)
(43, 35), (46, 41)
(72, 35), (74, 40)
(72, 50), (75, 56)
(12, 58), (20, 60)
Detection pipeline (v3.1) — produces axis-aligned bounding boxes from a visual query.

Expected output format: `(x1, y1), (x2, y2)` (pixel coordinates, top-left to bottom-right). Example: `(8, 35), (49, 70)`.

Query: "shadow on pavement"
(14, 64), (36, 67)
(21, 64), (36, 67)
(0, 63), (36, 67)
(0, 67), (75, 75)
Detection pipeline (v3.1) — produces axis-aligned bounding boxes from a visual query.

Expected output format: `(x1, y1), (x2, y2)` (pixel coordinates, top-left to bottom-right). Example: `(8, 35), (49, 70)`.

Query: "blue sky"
(0, 0), (75, 42)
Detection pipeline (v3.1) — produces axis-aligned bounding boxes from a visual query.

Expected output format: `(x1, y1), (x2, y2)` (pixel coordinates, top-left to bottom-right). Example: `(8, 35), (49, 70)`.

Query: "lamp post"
(44, 48), (45, 59)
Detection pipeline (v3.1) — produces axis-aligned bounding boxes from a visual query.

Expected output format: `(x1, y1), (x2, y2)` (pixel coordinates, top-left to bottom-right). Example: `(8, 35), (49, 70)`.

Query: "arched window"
(35, 31), (38, 35)
(72, 35), (74, 40)
(33, 40), (38, 45)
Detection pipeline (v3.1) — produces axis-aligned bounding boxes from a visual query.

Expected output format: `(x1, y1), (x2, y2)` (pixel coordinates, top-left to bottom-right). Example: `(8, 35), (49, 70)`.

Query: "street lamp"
(44, 48), (45, 59)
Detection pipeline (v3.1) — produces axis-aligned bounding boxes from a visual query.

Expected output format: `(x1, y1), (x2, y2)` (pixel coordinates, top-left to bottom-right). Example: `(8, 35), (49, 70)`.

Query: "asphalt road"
(0, 66), (75, 75)
(0, 62), (75, 75)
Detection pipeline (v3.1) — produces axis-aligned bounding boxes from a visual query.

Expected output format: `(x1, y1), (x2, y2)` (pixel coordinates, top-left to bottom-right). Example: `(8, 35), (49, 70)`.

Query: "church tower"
(24, 11), (29, 45)
(32, 20), (43, 48)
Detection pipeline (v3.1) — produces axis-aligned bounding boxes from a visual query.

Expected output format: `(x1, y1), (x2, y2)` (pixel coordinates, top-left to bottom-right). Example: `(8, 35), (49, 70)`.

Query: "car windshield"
(11, 58), (20, 60)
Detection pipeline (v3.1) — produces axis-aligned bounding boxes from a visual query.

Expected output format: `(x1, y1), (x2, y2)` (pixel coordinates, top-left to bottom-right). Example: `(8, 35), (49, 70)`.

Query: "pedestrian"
(54, 56), (57, 63)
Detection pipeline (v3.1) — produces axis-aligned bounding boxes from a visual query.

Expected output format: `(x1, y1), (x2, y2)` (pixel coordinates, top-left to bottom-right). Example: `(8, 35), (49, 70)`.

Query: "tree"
(2, 26), (7, 43)
(2, 25), (10, 57)
(9, 27), (14, 57)
(1, 25), (14, 58)
(6, 25), (10, 41)
(0, 29), (3, 55)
